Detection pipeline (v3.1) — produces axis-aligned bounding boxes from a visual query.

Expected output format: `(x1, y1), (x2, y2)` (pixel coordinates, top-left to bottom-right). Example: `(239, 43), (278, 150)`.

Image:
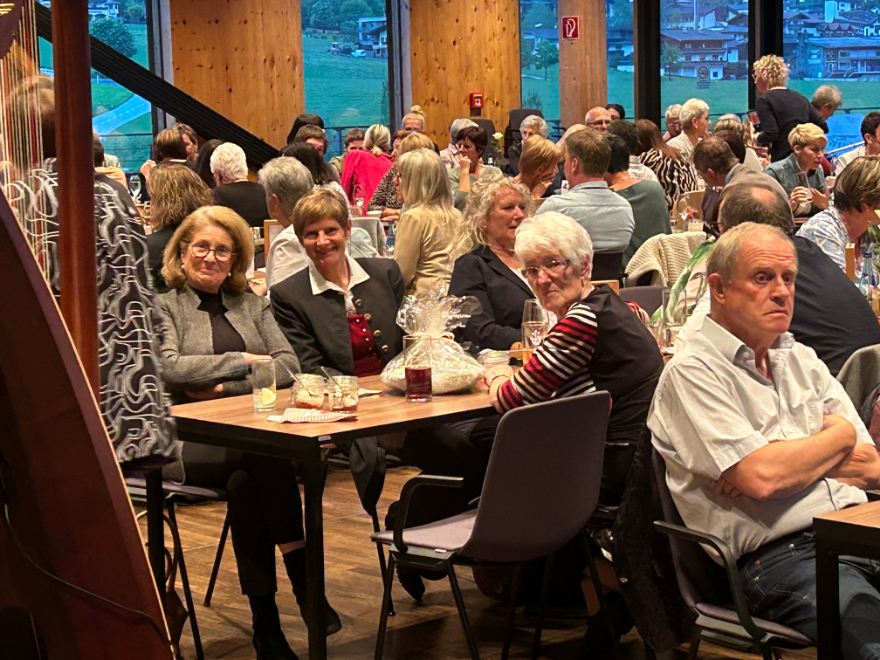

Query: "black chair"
(592, 252), (625, 282)
(651, 451), (814, 660)
(619, 286), (667, 316)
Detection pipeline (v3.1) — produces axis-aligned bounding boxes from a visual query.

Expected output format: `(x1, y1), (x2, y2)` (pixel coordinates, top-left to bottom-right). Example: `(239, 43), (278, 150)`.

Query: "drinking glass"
(328, 375), (359, 412)
(522, 299), (546, 327)
(289, 374), (327, 410)
(129, 174), (142, 201)
(251, 358), (277, 412)
(404, 335), (432, 402)
(660, 289), (687, 349)
(687, 218), (703, 233)
(521, 321), (546, 365)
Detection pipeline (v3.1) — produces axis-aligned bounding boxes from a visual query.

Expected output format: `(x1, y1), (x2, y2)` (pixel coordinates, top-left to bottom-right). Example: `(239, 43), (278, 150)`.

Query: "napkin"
(268, 409), (358, 424)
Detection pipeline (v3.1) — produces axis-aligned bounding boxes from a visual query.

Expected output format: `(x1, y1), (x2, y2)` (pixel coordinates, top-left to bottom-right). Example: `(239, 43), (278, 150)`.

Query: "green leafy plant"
(534, 40), (558, 80)
(90, 18), (137, 58)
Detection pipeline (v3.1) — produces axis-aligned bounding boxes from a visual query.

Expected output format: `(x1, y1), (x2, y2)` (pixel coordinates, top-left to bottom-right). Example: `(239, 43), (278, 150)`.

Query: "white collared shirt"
(649, 316), (870, 559)
(308, 254), (371, 315)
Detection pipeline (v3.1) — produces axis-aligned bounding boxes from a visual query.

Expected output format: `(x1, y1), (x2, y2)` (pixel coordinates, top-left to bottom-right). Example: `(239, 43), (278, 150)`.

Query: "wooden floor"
(140, 464), (816, 660)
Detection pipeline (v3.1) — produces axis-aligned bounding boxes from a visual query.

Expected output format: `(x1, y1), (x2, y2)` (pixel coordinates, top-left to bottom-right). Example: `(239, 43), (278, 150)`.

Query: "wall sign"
(561, 16), (580, 40)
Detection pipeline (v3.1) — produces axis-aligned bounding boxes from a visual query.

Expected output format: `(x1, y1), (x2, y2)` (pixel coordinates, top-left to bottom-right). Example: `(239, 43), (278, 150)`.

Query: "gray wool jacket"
(158, 284), (299, 398)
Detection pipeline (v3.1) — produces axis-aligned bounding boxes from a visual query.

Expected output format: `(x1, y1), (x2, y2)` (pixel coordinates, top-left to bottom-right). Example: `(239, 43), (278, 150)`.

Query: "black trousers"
(182, 443), (304, 597)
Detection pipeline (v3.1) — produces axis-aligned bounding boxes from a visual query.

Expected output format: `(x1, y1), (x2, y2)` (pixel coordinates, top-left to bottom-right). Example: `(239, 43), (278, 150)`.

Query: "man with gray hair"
(667, 98), (710, 163)
(663, 103), (683, 141)
(650, 221), (880, 658)
(584, 106), (613, 131)
(258, 156), (314, 290)
(211, 142), (269, 228)
(440, 118), (478, 169)
(811, 84), (843, 122)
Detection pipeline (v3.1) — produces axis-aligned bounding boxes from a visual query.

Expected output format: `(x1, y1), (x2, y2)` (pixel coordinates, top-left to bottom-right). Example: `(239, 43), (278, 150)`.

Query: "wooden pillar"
(558, 0), (607, 129)
(53, 0), (98, 392)
(169, 0), (306, 148)
(409, 0), (521, 149)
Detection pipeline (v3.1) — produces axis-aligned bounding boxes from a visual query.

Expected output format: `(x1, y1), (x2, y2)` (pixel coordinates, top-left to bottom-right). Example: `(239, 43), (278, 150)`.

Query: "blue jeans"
(738, 531), (880, 660)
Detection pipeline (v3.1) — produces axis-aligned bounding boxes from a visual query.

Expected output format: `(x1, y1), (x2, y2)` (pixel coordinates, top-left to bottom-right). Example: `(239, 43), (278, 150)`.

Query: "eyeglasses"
(189, 243), (235, 262)
(587, 120), (612, 128)
(521, 259), (570, 280)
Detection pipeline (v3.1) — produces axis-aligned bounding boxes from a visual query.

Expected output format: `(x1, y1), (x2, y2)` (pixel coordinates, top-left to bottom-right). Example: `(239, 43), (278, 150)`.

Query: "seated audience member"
(678, 185), (880, 374)
(797, 155), (880, 290)
(606, 103), (625, 121)
(835, 112), (880, 176)
(513, 136), (561, 200)
(139, 128), (190, 192)
(764, 123), (829, 217)
(194, 139), (223, 189)
(369, 131), (434, 220)
(710, 114), (764, 174)
(146, 164), (213, 292)
(395, 148), (463, 295)
(439, 118), (478, 170)
(293, 124), (332, 164)
(92, 130), (127, 188)
(604, 135), (670, 268)
(649, 222), (880, 658)
(607, 120), (659, 183)
(448, 177), (533, 351)
(281, 141), (350, 213)
(507, 114), (551, 175)
(585, 107), (613, 131)
(175, 122), (199, 162)
(536, 128), (635, 254)
(258, 157), (314, 291)
(285, 112), (324, 147)
(663, 103), (682, 141)
(753, 55), (828, 163)
(158, 206), (339, 655)
(340, 124), (394, 207)
(271, 189), (404, 375)
(210, 142), (270, 228)
(667, 98), (710, 164)
(449, 125), (503, 211)
(401, 105), (427, 133)
(636, 119), (698, 209)
(329, 127), (365, 176)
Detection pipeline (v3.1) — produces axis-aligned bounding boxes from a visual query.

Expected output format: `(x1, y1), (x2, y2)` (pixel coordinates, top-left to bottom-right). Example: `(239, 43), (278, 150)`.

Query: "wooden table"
(171, 375), (494, 660)
(814, 500), (880, 660)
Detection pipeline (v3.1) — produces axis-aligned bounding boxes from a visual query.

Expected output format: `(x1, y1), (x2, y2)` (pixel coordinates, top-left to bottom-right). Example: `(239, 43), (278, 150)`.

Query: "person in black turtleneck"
(157, 206), (338, 660)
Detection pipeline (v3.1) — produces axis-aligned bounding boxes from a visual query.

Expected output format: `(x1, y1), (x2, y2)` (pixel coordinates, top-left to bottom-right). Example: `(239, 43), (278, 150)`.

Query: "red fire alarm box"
(469, 92), (484, 109)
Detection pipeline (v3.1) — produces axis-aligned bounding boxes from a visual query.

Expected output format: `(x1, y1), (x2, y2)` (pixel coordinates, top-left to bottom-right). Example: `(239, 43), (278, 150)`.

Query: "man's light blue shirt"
(536, 181), (635, 253)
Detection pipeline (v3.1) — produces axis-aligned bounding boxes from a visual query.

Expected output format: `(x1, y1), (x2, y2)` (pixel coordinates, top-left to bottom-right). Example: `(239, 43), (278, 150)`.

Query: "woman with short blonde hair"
(516, 137), (561, 199)
(765, 123), (829, 216)
(753, 54), (789, 90)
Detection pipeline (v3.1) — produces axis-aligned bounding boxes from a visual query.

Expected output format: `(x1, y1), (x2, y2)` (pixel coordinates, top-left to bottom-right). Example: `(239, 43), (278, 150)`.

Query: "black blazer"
(448, 245), (533, 351)
(212, 181), (270, 228)
(271, 258), (405, 375)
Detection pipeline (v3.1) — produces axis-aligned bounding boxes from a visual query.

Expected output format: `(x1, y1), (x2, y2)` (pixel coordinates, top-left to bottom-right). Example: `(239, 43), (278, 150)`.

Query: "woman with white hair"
(765, 123), (829, 217)
(440, 118), (478, 169)
(340, 123), (394, 207)
(210, 142), (270, 228)
(506, 114), (551, 176)
(393, 148), (463, 295)
(753, 54), (828, 162)
(667, 98), (710, 163)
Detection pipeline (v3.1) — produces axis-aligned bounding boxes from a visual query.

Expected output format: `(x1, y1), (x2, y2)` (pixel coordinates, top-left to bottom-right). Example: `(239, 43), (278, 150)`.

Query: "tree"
(309, 0), (342, 30)
(608, 0), (633, 29)
(90, 18), (137, 58)
(668, 8), (683, 28)
(521, 3), (556, 30)
(520, 39), (535, 71)
(523, 90), (544, 113)
(126, 5), (145, 22)
(533, 40), (559, 80)
(661, 42), (682, 79)
(340, 0), (371, 23)
(366, 0), (385, 15)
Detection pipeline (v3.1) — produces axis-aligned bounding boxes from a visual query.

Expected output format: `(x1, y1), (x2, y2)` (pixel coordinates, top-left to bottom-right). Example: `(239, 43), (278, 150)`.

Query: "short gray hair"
(680, 98), (709, 129)
(664, 104), (682, 121)
(708, 222), (796, 283)
(450, 118), (478, 141)
(812, 84), (842, 111)
(210, 142), (248, 180)
(258, 157), (314, 217)
(516, 212), (594, 275)
(520, 114), (549, 139)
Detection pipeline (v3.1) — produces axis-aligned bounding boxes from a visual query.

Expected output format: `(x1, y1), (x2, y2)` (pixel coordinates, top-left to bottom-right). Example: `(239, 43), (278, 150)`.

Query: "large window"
(659, 1), (750, 120)
(607, 0), (635, 118)
(38, 0), (153, 170)
(520, 1), (560, 132)
(300, 0), (390, 158)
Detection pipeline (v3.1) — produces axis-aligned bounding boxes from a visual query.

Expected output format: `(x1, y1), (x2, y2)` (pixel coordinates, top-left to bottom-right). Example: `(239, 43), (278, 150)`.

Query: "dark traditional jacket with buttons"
(270, 258), (405, 375)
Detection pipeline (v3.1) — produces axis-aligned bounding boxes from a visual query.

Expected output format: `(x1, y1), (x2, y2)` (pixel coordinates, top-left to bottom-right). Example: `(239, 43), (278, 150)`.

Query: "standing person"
(667, 98), (710, 164)
(340, 124), (394, 208)
(329, 128), (365, 176)
(449, 125), (503, 211)
(811, 84), (843, 123)
(439, 118), (478, 170)
(210, 142), (270, 228)
(753, 54), (828, 162)
(636, 119), (698, 209)
(394, 148), (463, 295)
(835, 112), (880, 175)
(662, 104), (682, 141)
(764, 123), (829, 218)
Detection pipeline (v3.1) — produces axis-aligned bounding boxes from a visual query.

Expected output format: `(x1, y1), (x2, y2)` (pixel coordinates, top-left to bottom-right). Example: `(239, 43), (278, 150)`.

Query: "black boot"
(248, 594), (298, 660)
(283, 547), (342, 636)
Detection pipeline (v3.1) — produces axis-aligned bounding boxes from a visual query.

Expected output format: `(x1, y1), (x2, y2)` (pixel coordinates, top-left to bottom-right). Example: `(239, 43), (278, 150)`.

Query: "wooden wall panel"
(409, 0), (521, 149)
(169, 0), (305, 148)
(558, 0), (607, 128)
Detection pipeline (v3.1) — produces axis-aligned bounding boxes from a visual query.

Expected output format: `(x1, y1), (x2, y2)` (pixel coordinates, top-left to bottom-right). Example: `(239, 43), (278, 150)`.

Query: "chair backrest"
(837, 343), (880, 410)
(651, 449), (732, 608)
(592, 251), (624, 281)
(460, 391), (610, 563)
(619, 286), (667, 315)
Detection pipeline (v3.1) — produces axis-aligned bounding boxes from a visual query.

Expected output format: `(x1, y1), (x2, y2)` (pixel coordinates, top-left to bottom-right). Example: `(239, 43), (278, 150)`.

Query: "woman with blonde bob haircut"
(765, 122), (828, 216)
(369, 131), (436, 218)
(341, 123), (394, 206)
(449, 176), (534, 350)
(394, 148), (464, 295)
(515, 137), (561, 199)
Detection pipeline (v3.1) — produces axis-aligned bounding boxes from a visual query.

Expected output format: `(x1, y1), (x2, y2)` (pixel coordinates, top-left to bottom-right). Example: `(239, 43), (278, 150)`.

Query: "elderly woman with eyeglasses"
(158, 205), (341, 657)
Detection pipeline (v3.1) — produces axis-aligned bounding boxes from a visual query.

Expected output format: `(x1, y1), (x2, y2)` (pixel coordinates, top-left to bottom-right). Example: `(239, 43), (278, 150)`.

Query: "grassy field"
(107, 113), (153, 170)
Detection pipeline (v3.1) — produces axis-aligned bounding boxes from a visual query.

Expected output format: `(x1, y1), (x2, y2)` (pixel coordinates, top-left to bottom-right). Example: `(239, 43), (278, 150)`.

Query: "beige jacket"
(393, 205), (463, 297)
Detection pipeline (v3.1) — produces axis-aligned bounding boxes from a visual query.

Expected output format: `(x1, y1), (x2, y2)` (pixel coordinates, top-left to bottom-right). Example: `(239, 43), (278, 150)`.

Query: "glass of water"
(251, 358), (277, 412)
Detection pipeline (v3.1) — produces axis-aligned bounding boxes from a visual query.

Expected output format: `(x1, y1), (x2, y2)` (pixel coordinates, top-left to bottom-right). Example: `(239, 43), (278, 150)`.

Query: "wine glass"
(129, 175), (142, 202)
(522, 299), (545, 327)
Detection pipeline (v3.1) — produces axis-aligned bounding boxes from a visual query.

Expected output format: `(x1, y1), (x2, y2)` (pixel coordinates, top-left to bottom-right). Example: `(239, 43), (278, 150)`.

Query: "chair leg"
(203, 509), (230, 607)
(501, 564), (522, 660)
(371, 513), (395, 617)
(374, 553), (397, 660)
(447, 561), (480, 660)
(531, 552), (555, 660)
(686, 626), (702, 660)
(167, 501), (204, 660)
(580, 530), (621, 660)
